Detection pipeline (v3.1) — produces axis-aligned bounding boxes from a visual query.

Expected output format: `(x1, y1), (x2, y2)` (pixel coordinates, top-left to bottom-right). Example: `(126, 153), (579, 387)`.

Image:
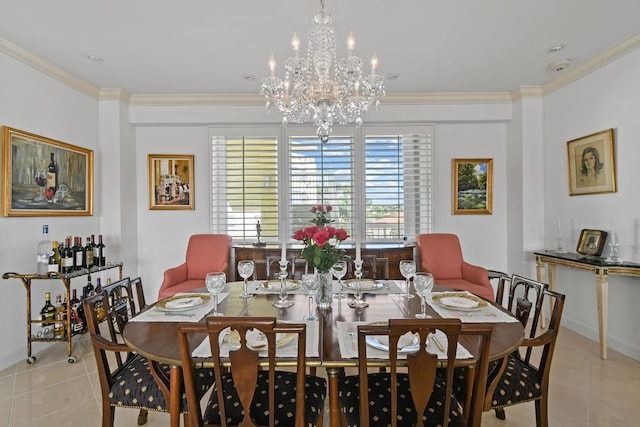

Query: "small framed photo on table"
(567, 129), (616, 196)
(148, 154), (194, 210)
(576, 229), (608, 257)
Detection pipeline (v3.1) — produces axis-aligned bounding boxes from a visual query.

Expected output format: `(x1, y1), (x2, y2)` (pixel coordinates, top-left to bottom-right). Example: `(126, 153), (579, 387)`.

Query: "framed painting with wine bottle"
(1, 126), (94, 217)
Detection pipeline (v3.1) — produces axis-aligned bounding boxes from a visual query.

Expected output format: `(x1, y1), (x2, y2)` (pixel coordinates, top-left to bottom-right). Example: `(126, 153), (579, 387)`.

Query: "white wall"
(543, 48), (640, 360)
(0, 53), (101, 369)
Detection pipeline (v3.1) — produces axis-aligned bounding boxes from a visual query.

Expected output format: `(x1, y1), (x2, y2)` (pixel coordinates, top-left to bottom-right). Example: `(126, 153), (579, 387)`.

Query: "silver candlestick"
(272, 260), (294, 308)
(348, 259), (368, 308)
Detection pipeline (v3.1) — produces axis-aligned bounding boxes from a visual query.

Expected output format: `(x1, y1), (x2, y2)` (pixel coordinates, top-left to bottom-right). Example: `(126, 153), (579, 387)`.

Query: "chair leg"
(103, 402), (115, 427)
(137, 408), (148, 425)
(495, 407), (505, 420)
(535, 397), (548, 427)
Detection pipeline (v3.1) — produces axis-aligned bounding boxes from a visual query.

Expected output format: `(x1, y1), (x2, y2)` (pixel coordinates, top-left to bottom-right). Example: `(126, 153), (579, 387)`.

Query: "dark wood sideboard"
(232, 244), (415, 281)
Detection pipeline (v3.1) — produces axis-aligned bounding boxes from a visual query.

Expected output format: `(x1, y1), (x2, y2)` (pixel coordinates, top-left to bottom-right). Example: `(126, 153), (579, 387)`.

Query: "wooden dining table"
(123, 281), (524, 427)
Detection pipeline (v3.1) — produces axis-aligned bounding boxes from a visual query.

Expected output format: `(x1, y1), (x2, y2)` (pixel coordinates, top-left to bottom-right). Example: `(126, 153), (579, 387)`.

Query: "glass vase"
(315, 270), (333, 310)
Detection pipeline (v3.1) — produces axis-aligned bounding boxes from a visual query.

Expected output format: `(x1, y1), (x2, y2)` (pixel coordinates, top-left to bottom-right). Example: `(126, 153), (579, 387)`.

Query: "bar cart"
(2, 263), (123, 364)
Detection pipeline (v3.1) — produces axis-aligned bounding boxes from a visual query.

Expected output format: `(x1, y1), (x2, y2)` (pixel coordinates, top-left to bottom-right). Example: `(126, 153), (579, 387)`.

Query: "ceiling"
(1, 0), (639, 97)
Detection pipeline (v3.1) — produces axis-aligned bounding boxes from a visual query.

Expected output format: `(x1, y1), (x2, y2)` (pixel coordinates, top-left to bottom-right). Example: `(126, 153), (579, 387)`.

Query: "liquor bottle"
(85, 236), (94, 269)
(48, 240), (60, 273)
(54, 294), (67, 340)
(95, 277), (102, 294)
(73, 237), (84, 271)
(95, 234), (106, 267)
(69, 289), (84, 335)
(40, 292), (56, 327)
(36, 225), (52, 274)
(62, 236), (74, 274)
(85, 273), (95, 296)
(46, 152), (58, 193)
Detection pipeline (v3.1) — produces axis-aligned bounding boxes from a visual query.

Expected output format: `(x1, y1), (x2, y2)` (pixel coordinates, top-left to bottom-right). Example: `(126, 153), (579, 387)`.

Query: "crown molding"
(511, 86), (543, 102)
(542, 31), (640, 96)
(0, 36), (100, 99)
(99, 88), (131, 103)
(129, 93), (264, 106)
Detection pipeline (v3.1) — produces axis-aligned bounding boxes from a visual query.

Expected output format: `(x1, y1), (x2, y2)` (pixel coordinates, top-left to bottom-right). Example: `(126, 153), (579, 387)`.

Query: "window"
(211, 125), (433, 244)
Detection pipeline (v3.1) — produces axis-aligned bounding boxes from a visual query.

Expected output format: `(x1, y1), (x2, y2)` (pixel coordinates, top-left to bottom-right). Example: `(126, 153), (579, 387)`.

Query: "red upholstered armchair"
(416, 233), (494, 301)
(158, 234), (232, 300)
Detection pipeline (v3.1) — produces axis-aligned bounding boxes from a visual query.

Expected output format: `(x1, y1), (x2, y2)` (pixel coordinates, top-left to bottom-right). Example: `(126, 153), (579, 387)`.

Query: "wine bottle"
(40, 292), (56, 327)
(36, 225), (52, 274)
(46, 152), (58, 193)
(86, 273), (95, 296)
(95, 277), (102, 294)
(54, 294), (67, 340)
(48, 240), (60, 273)
(69, 289), (84, 335)
(62, 236), (74, 274)
(73, 237), (84, 271)
(95, 234), (106, 267)
(85, 236), (94, 269)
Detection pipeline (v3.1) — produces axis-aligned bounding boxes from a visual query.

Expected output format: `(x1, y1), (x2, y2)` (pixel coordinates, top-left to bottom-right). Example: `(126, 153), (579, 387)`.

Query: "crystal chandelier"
(260, 0), (385, 142)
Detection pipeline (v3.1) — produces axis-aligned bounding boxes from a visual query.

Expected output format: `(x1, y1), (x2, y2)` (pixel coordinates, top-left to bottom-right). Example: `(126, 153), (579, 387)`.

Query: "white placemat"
(337, 321), (472, 360)
(192, 320), (319, 358)
(250, 279), (307, 295)
(130, 292), (229, 322)
(427, 291), (520, 323)
(340, 279), (405, 295)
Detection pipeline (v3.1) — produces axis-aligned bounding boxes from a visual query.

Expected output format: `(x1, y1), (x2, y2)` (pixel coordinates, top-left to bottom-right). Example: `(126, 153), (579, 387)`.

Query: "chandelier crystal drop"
(260, 0), (385, 142)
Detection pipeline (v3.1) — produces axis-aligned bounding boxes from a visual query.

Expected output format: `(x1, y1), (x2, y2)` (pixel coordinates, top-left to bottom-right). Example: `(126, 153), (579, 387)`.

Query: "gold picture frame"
(576, 229), (608, 257)
(2, 126), (93, 217)
(452, 158), (493, 215)
(567, 129), (616, 196)
(148, 154), (194, 210)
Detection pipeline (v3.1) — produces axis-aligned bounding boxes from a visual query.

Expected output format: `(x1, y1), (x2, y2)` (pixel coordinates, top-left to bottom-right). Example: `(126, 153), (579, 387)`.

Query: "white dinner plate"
(155, 294), (211, 312)
(262, 280), (300, 291)
(365, 333), (419, 353)
(343, 279), (383, 290)
(222, 329), (296, 350)
(432, 292), (488, 311)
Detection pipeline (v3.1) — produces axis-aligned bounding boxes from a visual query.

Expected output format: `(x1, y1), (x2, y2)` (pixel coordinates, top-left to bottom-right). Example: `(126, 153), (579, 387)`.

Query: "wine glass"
(399, 260), (416, 299)
(413, 272), (434, 318)
(331, 260), (347, 299)
(205, 272), (226, 316)
(237, 260), (254, 299)
(301, 273), (319, 321)
(34, 168), (47, 201)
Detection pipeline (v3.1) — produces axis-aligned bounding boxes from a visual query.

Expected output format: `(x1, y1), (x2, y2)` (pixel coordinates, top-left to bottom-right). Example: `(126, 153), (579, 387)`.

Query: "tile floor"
(0, 327), (638, 426)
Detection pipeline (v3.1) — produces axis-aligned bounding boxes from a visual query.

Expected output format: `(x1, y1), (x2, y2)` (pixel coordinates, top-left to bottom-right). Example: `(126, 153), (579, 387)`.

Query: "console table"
(233, 244), (415, 281)
(534, 250), (640, 359)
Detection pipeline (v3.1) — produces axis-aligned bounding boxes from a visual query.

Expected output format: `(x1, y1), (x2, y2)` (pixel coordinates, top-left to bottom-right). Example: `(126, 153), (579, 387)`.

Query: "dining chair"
(346, 255), (390, 280)
(129, 276), (147, 315)
(177, 316), (327, 427)
(483, 276), (565, 427)
(85, 278), (214, 427)
(337, 318), (493, 427)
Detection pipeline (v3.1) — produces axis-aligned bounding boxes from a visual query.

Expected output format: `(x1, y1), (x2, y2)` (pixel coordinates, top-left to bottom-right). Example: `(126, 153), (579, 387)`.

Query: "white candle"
(281, 217), (287, 261)
(556, 217), (561, 238)
(611, 231), (616, 245)
(355, 241), (361, 261)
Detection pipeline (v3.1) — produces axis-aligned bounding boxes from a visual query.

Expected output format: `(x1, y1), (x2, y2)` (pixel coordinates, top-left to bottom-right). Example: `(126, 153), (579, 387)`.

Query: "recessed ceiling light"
(243, 74), (256, 81)
(547, 43), (566, 53)
(548, 59), (572, 72)
(385, 73), (399, 80)
(86, 54), (103, 62)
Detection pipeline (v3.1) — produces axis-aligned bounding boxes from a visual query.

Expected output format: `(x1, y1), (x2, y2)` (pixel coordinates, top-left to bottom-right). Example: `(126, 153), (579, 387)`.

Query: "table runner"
(337, 321), (472, 360)
(191, 320), (320, 358)
(130, 292), (229, 322)
(427, 291), (520, 323)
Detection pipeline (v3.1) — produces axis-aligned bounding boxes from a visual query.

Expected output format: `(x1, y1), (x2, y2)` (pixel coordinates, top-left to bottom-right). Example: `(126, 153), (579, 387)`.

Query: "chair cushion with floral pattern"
(490, 354), (542, 408)
(203, 371), (326, 427)
(109, 354), (214, 413)
(338, 373), (467, 427)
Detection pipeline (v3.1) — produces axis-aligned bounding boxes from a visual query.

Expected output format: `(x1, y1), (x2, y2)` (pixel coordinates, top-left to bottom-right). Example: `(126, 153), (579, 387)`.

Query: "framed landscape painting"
(148, 154), (194, 210)
(1, 126), (93, 217)
(452, 158), (493, 215)
(567, 129), (616, 196)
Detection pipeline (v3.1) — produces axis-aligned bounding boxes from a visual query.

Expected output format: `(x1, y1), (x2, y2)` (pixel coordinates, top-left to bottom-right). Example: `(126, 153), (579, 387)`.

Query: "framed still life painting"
(1, 126), (93, 217)
(148, 154), (194, 210)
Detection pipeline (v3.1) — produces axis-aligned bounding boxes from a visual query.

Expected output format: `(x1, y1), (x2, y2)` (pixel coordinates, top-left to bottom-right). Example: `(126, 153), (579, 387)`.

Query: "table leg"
(536, 259), (556, 328)
(169, 365), (182, 427)
(596, 270), (608, 359)
(326, 367), (343, 427)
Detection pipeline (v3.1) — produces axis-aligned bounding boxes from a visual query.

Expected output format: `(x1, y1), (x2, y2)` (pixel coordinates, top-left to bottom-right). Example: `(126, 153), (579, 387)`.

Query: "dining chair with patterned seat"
(483, 275), (565, 427)
(338, 318), (493, 427)
(85, 278), (215, 427)
(177, 316), (327, 427)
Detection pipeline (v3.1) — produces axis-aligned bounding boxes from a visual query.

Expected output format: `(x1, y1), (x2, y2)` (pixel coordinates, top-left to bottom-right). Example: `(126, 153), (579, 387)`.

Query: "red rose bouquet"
(293, 204), (349, 273)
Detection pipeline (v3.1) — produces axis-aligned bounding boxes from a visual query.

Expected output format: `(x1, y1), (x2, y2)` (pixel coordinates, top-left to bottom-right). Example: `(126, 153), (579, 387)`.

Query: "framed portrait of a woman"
(567, 129), (616, 195)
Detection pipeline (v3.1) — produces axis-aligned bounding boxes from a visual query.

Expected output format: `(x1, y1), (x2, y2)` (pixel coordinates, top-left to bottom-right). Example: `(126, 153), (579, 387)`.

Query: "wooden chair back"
(355, 318), (492, 427)
(178, 317), (309, 427)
